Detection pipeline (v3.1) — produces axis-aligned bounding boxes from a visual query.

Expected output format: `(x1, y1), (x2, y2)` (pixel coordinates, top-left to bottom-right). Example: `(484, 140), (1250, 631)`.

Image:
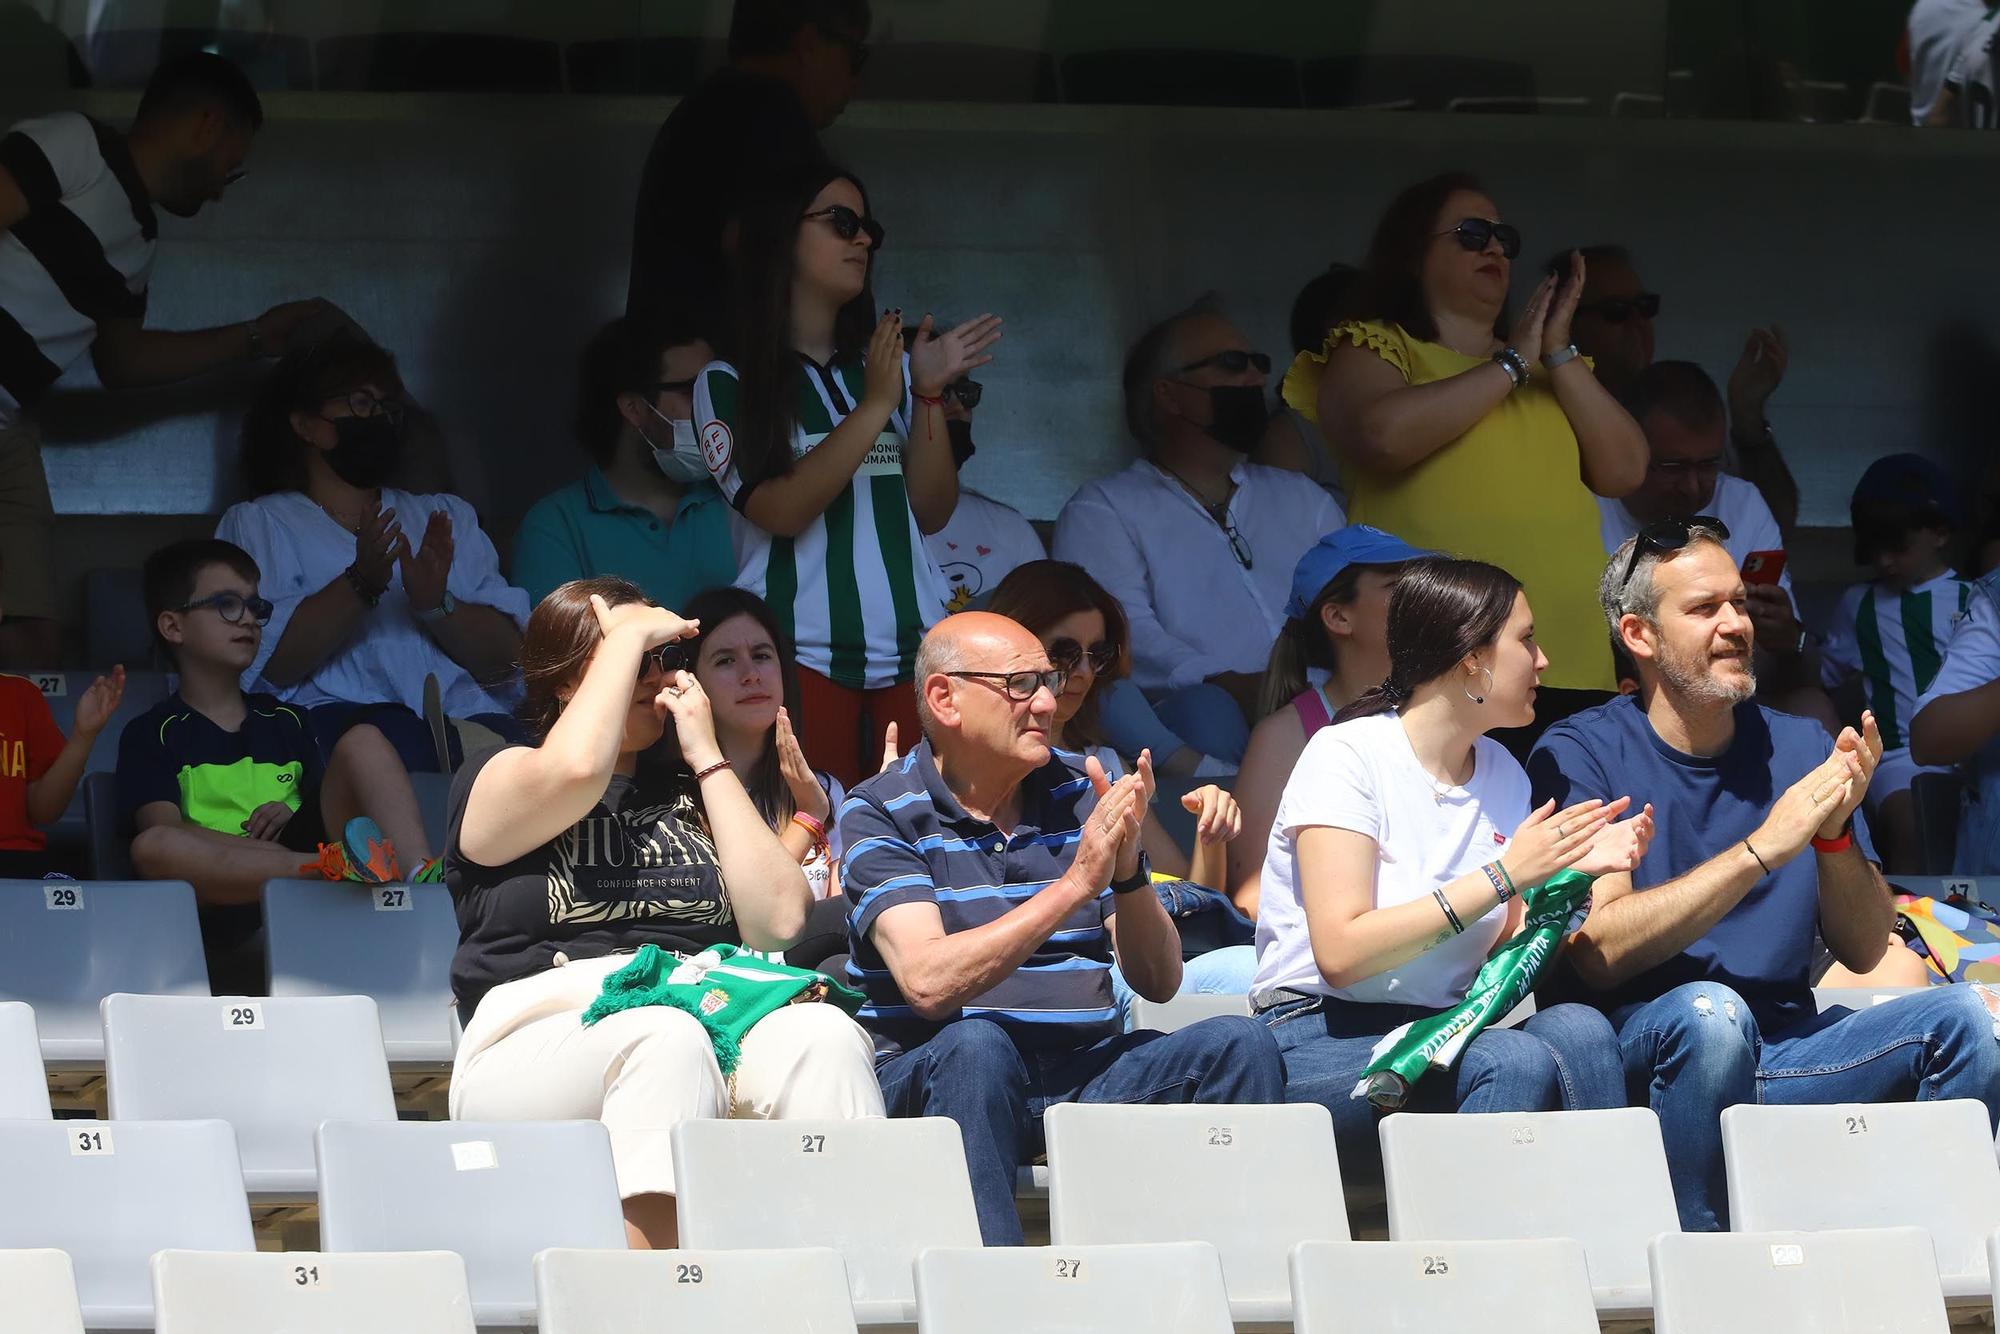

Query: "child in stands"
(0, 555), (124, 878)
(118, 538), (438, 990)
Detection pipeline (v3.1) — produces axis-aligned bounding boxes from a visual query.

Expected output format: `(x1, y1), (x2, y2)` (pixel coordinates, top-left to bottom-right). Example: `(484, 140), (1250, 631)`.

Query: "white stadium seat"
(0, 1248), (85, 1334)
(1289, 1238), (1599, 1334)
(0, 1001), (50, 1117)
(1651, 1228), (1948, 1333)
(914, 1242), (1234, 1334)
(1128, 993), (1251, 1032)
(535, 1247), (858, 1334)
(152, 1249), (476, 1334)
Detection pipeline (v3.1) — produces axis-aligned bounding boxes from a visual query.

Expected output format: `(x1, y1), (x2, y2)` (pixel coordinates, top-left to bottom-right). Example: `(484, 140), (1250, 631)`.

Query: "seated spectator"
(1288, 174), (1647, 752)
(920, 376), (1045, 612)
(1251, 558), (1638, 1183)
(842, 611), (1284, 1244)
(695, 164), (1000, 787)
(217, 330), (530, 772)
(983, 560), (1254, 1014)
(1910, 0), (2000, 127)
(1254, 262), (1359, 508)
(512, 316), (736, 609)
(1563, 244), (1798, 536)
(1528, 524), (1999, 1231)
(1230, 525), (1435, 915)
(1910, 572), (2000, 875)
(120, 539), (437, 993)
(1822, 455), (1975, 871)
(1054, 294), (1344, 767)
(448, 577), (883, 1249)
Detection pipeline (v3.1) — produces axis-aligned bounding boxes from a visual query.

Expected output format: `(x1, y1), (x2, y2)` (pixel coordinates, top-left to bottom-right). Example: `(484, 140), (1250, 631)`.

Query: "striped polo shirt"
(693, 353), (951, 689)
(1821, 571), (1974, 750)
(0, 112), (156, 427)
(840, 739), (1118, 1058)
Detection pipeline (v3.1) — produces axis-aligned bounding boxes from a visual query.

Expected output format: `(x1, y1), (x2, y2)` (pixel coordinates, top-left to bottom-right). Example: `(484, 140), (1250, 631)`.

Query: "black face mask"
(323, 413), (403, 488)
(947, 419), (977, 469)
(1194, 383), (1267, 453)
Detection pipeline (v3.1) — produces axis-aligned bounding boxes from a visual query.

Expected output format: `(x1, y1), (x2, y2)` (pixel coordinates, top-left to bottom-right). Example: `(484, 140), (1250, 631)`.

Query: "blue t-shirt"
(1527, 695), (1874, 1034)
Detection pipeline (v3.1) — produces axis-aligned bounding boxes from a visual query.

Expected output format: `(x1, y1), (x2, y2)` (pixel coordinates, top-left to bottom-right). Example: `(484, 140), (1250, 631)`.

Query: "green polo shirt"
(511, 467), (738, 609)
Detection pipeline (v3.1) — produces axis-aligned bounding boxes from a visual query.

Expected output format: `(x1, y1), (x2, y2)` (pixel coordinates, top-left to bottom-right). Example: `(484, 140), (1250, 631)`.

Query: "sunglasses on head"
(179, 591), (273, 626)
(639, 643), (690, 681)
(803, 204), (885, 252)
(1581, 292), (1661, 323)
(1176, 349), (1273, 376)
(1047, 638), (1117, 676)
(1436, 217), (1522, 260)
(1618, 515), (1733, 591)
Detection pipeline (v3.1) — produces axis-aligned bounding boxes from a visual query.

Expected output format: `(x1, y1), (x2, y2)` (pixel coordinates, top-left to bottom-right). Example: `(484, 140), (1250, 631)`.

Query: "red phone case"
(1741, 549), (1787, 586)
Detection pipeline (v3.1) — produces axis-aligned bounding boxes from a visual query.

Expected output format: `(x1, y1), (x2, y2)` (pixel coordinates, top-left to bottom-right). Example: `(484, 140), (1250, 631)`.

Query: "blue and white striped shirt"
(841, 739), (1117, 1058)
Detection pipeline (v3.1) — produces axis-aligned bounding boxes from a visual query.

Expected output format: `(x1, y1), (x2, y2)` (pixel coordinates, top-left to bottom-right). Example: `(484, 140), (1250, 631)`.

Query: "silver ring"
(1558, 821), (1570, 838)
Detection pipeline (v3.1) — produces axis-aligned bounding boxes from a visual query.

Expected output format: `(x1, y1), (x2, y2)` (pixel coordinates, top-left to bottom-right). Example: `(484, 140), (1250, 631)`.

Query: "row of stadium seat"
(1, 1228), (1970, 1334)
(2, 1069), (1998, 1327)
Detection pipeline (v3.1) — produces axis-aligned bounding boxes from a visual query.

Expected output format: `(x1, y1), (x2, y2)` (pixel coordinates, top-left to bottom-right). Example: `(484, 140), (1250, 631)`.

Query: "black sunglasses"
(1581, 293), (1661, 323)
(639, 643), (690, 681)
(1435, 217), (1522, 260)
(945, 378), (982, 411)
(1618, 515), (1733, 591)
(947, 668), (1067, 702)
(179, 591), (274, 625)
(1177, 349), (1272, 376)
(803, 204), (884, 252)
(1047, 638), (1117, 676)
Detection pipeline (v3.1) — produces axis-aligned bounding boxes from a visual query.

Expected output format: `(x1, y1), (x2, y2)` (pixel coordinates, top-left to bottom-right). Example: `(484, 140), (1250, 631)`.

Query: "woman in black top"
(445, 576), (882, 1249)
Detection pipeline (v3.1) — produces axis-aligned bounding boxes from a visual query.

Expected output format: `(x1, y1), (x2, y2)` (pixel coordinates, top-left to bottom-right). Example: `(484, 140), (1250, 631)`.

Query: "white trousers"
(450, 952), (885, 1198)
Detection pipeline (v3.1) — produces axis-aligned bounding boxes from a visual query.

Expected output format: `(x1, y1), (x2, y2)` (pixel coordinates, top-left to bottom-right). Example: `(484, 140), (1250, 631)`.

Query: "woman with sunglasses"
(1282, 172), (1647, 752)
(694, 164), (1003, 788)
(217, 328), (530, 772)
(447, 577), (884, 1249)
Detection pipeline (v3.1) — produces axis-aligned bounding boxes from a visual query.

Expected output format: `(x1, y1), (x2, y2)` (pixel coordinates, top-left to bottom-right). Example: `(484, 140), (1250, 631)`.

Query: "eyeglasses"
(647, 378), (697, 398)
(802, 204), (884, 252)
(1223, 518), (1253, 570)
(944, 378), (982, 411)
(1176, 349), (1272, 376)
(946, 668), (1067, 702)
(1617, 515), (1733, 591)
(1434, 217), (1522, 260)
(1579, 293), (1661, 323)
(1047, 639), (1117, 676)
(639, 643), (689, 681)
(321, 390), (403, 423)
(178, 591), (274, 625)
(1648, 453), (1724, 476)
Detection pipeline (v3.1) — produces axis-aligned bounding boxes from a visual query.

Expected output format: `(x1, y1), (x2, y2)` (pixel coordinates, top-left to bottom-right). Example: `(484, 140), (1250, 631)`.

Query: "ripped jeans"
(1612, 981), (2000, 1231)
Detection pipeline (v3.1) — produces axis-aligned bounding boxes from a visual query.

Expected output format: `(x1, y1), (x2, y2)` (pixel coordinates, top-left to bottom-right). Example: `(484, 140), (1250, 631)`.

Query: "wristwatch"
(1110, 853), (1152, 895)
(415, 591), (457, 624)
(1542, 344), (1582, 371)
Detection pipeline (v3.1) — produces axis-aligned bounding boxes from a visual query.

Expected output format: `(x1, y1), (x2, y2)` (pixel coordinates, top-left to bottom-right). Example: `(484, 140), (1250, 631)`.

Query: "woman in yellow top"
(1284, 172), (1646, 748)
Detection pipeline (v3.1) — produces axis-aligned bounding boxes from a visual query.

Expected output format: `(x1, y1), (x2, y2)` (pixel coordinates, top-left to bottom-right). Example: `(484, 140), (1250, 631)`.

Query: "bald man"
(839, 612), (1283, 1244)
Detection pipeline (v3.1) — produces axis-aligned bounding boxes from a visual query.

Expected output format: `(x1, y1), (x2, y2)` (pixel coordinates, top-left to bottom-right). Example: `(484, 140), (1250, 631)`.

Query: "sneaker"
(410, 856), (445, 884)
(339, 817), (402, 883)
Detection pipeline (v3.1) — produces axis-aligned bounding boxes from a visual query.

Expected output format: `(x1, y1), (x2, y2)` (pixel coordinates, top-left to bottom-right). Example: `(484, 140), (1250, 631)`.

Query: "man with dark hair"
(511, 317), (734, 607)
(1053, 294), (1343, 769)
(1559, 244), (1798, 538)
(626, 0), (871, 330)
(0, 52), (326, 666)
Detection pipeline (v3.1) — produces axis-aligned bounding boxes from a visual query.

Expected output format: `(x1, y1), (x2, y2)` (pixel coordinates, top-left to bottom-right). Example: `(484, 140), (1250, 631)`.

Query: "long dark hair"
(1346, 171), (1502, 344)
(674, 586), (807, 828)
(239, 329), (399, 496)
(723, 163), (880, 495)
(517, 575), (649, 739)
(1334, 558), (1522, 724)
(985, 560), (1131, 751)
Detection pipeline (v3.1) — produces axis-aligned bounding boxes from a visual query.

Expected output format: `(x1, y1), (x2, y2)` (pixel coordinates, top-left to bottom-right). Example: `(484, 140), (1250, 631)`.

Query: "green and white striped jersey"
(1821, 570), (1975, 750)
(694, 353), (949, 689)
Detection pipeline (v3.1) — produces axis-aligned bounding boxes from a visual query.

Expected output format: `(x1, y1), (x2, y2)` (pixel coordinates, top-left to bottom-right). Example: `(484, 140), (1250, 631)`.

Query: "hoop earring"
(1463, 666), (1493, 706)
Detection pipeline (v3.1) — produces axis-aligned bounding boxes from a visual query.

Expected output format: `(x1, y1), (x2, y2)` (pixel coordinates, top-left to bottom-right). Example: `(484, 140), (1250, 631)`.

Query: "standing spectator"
(1230, 525), (1434, 916)
(694, 165), (1000, 787)
(218, 330), (529, 772)
(1562, 244), (1798, 537)
(1910, 574), (2000, 875)
(512, 316), (736, 608)
(1288, 174), (1647, 750)
(1822, 455), (1974, 870)
(0, 52), (327, 665)
(922, 377), (1044, 613)
(448, 578), (884, 1249)
(626, 0), (870, 330)
(1055, 294), (1344, 768)
(841, 611), (1284, 1245)
(1254, 262), (1359, 508)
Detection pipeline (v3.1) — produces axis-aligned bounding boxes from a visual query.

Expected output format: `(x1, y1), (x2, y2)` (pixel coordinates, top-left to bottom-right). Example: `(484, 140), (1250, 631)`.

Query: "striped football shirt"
(1822, 571), (1975, 750)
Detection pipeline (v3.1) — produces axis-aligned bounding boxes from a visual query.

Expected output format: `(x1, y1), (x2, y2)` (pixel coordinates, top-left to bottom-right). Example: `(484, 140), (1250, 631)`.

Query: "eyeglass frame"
(177, 591), (274, 625)
(318, 388), (404, 424)
(1047, 638), (1118, 677)
(1617, 515), (1733, 592)
(1433, 217), (1523, 260)
(639, 643), (690, 681)
(801, 204), (885, 252)
(945, 668), (1067, 702)
(944, 378), (982, 410)
(1175, 349), (1272, 377)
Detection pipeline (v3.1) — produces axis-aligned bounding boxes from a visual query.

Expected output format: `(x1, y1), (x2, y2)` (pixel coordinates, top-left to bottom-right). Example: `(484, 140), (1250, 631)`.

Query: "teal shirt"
(511, 467), (738, 609)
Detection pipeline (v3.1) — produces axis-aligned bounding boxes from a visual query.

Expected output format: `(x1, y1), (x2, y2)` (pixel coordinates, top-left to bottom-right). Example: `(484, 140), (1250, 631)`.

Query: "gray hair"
(1121, 291), (1230, 449)
(911, 628), (971, 741)
(1600, 522), (1731, 635)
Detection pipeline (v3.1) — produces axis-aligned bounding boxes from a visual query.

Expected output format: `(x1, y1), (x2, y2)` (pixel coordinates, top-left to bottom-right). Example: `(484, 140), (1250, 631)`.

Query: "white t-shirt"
(1914, 576), (2000, 874)
(925, 489), (1046, 613)
(1251, 711), (1529, 1009)
(1909, 0), (1993, 121)
(1596, 474), (1792, 597)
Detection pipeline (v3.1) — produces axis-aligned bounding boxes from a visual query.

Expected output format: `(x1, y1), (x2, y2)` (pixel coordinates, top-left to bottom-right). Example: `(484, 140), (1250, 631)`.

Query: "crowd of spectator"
(3, 0), (2000, 1257)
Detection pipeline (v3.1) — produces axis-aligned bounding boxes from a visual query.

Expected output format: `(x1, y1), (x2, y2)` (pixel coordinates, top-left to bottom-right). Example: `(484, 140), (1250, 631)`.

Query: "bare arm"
(259, 577), (373, 688)
(1227, 709), (1309, 917)
(870, 869), (1106, 1019)
(128, 801), (306, 907)
(901, 398), (958, 534)
(740, 396), (897, 538)
(1317, 342), (1512, 475)
(1910, 680), (2000, 766)
(1298, 825), (1510, 986)
(1549, 358), (1647, 498)
(91, 300), (328, 391)
(1815, 843), (1893, 972)
(25, 730), (95, 827)
(423, 603), (523, 688)
(1106, 874), (1183, 1004)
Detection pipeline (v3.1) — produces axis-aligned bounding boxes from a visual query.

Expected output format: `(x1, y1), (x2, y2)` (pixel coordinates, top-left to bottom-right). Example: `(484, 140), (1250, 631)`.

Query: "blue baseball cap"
(1285, 525), (1438, 620)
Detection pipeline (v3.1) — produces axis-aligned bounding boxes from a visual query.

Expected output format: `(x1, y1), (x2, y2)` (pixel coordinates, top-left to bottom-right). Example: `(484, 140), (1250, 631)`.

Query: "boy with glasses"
(118, 538), (439, 990)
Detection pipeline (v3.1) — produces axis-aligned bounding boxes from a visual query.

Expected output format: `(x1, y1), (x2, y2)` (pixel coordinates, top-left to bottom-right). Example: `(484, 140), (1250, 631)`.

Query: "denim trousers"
(874, 1015), (1285, 1244)
(1260, 995), (1626, 1184)
(1109, 945), (1258, 1028)
(1613, 980), (2000, 1231)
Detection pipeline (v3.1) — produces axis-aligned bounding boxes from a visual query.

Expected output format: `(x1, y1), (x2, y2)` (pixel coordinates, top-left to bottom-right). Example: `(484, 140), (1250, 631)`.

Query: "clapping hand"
(1541, 250), (1586, 358)
(1182, 783), (1241, 847)
(878, 721), (901, 774)
(776, 707), (829, 821)
(400, 510), (454, 613)
(1728, 324), (1789, 426)
(1502, 796), (1630, 888)
(72, 665), (126, 740)
(909, 313), (1003, 397)
(350, 505), (407, 600)
(1576, 803), (1656, 878)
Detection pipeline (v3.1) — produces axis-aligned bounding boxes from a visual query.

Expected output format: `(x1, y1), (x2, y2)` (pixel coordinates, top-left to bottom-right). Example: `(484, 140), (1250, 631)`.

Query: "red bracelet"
(791, 810), (827, 841)
(1810, 821), (1854, 855)
(914, 392), (946, 407)
(692, 759), (731, 783)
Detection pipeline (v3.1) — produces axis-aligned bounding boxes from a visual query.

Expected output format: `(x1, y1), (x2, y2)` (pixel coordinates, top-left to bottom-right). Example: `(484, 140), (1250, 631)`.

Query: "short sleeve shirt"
(1820, 571), (1974, 751)
(925, 490), (1047, 613)
(1914, 574), (2000, 873)
(0, 674), (66, 850)
(694, 355), (952, 689)
(116, 692), (324, 836)
(510, 467), (739, 609)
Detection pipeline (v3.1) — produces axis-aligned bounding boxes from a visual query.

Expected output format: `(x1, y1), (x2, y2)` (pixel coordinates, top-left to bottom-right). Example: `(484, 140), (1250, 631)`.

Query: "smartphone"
(1741, 550), (1787, 586)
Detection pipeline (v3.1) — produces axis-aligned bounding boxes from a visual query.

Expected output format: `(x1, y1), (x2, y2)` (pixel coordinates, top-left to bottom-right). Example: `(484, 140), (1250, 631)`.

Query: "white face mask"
(644, 404), (709, 484)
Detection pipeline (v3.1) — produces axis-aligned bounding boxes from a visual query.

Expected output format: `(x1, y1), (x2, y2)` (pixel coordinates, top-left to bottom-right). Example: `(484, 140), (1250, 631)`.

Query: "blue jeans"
(1261, 996), (1626, 1184)
(307, 702), (522, 774)
(874, 1015), (1285, 1244)
(1110, 945), (1258, 1028)
(1612, 981), (2000, 1231)
(1099, 679), (1249, 767)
